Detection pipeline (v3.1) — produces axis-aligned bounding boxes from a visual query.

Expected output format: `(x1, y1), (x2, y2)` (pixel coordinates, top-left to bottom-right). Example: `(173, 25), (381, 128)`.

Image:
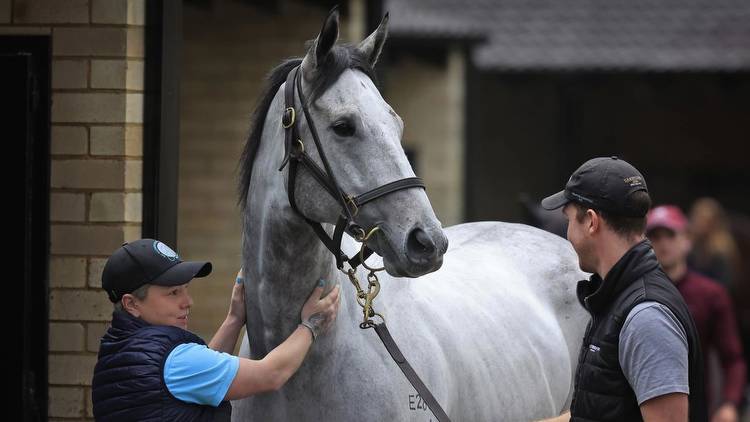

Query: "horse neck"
(242, 88), (346, 348)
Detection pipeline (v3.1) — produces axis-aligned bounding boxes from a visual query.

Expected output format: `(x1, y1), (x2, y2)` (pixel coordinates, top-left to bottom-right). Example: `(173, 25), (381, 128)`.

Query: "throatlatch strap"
(374, 323), (452, 422)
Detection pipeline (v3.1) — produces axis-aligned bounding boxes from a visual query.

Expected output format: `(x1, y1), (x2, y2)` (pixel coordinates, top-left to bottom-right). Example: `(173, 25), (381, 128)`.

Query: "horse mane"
(237, 44), (377, 210)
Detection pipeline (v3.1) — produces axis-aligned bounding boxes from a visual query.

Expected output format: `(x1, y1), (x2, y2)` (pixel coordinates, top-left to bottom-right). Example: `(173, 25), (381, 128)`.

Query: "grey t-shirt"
(618, 301), (690, 405)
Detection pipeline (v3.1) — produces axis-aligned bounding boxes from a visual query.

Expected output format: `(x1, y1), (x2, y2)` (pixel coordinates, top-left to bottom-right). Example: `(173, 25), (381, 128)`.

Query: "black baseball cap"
(541, 156), (649, 217)
(102, 239), (212, 303)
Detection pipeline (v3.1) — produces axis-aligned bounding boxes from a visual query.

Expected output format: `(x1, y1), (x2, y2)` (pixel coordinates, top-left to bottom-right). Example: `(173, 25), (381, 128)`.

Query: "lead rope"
(346, 228), (452, 422)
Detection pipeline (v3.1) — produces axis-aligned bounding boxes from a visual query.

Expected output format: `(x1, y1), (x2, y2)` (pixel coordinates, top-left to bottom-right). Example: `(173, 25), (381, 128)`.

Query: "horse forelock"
(237, 44), (377, 211)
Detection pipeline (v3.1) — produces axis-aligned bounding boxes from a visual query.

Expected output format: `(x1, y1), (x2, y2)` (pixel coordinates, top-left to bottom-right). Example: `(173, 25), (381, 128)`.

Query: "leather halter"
(279, 66), (426, 270)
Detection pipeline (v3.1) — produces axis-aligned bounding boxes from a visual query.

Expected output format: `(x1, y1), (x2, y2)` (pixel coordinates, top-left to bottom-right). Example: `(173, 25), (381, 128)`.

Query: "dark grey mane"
(237, 44), (377, 210)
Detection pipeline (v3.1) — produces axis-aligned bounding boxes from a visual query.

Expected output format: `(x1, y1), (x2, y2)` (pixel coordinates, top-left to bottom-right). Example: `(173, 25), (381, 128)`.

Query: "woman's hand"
(227, 268), (247, 325)
(300, 279), (341, 340)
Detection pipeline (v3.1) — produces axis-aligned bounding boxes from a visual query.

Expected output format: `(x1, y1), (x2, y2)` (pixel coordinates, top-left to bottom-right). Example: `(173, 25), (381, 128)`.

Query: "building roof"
(385, 0), (750, 71)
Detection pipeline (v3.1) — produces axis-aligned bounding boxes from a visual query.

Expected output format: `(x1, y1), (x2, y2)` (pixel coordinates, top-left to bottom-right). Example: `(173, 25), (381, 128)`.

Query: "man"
(539, 157), (707, 422)
(92, 239), (340, 421)
(647, 205), (746, 422)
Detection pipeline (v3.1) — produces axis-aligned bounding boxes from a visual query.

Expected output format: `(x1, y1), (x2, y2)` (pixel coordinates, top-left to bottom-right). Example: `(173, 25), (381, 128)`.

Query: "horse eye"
(331, 120), (356, 137)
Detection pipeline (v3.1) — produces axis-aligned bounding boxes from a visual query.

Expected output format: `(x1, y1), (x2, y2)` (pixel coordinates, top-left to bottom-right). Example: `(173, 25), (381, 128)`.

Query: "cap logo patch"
(153, 241), (179, 262)
(623, 176), (643, 187)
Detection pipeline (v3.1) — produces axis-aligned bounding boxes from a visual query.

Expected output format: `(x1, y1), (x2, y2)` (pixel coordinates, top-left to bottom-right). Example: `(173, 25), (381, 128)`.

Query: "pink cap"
(646, 205), (688, 233)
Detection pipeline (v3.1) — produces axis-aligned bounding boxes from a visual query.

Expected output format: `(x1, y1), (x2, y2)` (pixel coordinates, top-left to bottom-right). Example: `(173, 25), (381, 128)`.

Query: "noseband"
(278, 66), (425, 270)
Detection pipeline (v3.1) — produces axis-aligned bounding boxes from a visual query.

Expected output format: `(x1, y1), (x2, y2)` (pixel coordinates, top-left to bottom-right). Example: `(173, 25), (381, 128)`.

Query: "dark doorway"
(1, 36), (51, 421)
(466, 72), (750, 223)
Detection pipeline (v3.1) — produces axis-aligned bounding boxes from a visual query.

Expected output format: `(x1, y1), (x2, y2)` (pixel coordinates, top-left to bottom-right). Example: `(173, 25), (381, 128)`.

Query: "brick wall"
(2, 0), (145, 420)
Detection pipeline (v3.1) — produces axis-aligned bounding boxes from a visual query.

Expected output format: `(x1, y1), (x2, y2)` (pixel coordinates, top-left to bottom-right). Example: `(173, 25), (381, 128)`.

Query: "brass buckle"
(345, 195), (359, 217)
(282, 107), (296, 129)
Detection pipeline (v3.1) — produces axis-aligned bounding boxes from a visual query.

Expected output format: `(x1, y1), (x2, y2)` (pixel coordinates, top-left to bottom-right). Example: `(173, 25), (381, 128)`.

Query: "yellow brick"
(50, 289), (112, 321)
(125, 93), (144, 123)
(49, 322), (85, 352)
(50, 193), (86, 223)
(52, 93), (128, 124)
(90, 125), (143, 157)
(48, 354), (98, 385)
(52, 60), (88, 89)
(87, 322), (110, 353)
(91, 59), (144, 90)
(127, 27), (145, 58)
(51, 159), (125, 189)
(125, 159), (142, 189)
(48, 386), (84, 418)
(53, 27), (128, 57)
(50, 257), (87, 288)
(51, 224), (129, 256)
(89, 192), (141, 223)
(51, 126), (88, 155)
(86, 386), (94, 417)
(88, 258), (107, 289)
(13, 0), (88, 24)
(92, 0), (145, 25)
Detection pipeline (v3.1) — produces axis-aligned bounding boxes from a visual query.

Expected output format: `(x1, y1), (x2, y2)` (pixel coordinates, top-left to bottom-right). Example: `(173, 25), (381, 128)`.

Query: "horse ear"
(356, 12), (389, 66)
(301, 7), (340, 77)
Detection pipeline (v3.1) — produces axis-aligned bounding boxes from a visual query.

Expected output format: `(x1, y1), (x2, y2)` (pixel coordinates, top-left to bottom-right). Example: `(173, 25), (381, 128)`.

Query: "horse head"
(286, 9), (448, 277)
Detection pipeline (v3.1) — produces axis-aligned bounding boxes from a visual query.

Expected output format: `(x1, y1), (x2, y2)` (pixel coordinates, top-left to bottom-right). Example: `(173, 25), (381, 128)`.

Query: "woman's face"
(128, 283), (193, 329)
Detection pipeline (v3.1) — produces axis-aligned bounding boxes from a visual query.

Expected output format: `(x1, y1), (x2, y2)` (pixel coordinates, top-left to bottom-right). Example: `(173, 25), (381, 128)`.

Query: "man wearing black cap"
(538, 157), (707, 422)
(92, 239), (340, 421)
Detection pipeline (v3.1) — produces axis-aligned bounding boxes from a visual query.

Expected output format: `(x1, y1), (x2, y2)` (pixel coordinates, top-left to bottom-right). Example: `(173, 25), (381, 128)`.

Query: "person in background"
(689, 198), (741, 290)
(647, 205), (747, 422)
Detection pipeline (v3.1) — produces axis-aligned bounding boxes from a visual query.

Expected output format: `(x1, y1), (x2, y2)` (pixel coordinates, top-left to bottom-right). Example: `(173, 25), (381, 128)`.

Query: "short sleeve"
(164, 343), (240, 407)
(619, 301), (689, 404)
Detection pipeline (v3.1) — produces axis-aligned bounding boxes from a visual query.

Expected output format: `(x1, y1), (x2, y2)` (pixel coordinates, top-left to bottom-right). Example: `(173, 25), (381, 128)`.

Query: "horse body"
(233, 210), (589, 421)
(232, 10), (589, 421)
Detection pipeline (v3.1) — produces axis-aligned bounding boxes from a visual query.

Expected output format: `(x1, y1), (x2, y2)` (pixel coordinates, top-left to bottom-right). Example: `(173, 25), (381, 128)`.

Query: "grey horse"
(233, 10), (590, 422)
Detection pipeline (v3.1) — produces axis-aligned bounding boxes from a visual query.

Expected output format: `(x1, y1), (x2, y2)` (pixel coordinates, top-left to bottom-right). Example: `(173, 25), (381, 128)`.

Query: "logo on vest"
(588, 344), (601, 353)
(153, 241), (180, 262)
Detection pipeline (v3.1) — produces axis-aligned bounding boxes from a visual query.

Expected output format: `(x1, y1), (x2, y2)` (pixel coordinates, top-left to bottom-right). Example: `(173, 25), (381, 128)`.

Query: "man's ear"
(121, 294), (140, 317)
(587, 209), (600, 235)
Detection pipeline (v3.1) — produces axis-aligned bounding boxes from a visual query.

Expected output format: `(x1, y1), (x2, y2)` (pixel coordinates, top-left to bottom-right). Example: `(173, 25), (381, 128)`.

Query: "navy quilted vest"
(92, 310), (232, 421)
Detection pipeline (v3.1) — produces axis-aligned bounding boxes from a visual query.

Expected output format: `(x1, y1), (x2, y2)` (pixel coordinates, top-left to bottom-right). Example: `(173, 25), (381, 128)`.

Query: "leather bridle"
(279, 65), (425, 270)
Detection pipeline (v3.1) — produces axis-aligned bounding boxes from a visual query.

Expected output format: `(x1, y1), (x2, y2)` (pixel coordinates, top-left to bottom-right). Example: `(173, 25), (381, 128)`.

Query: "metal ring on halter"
(359, 227), (385, 272)
(282, 107), (296, 128)
(360, 312), (385, 329)
(295, 139), (305, 153)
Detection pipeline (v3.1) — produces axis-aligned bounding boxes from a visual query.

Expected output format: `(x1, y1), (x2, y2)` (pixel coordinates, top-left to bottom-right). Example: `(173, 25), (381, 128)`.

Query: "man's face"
(132, 283), (193, 329)
(648, 227), (690, 270)
(563, 203), (596, 273)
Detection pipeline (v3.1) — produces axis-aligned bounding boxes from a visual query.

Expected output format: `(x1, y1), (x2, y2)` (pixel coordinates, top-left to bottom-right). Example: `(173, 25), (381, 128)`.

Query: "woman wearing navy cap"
(92, 239), (340, 421)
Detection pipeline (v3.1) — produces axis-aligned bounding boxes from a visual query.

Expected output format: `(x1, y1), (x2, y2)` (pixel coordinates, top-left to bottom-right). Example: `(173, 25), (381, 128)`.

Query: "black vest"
(570, 240), (707, 422)
(92, 310), (232, 422)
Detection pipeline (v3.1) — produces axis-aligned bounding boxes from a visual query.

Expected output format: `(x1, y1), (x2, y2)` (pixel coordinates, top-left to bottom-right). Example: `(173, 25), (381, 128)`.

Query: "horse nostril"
(406, 227), (436, 259)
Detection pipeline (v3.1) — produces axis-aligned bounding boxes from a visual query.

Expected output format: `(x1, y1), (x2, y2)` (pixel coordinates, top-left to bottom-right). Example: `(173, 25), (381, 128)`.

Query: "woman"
(91, 239), (340, 421)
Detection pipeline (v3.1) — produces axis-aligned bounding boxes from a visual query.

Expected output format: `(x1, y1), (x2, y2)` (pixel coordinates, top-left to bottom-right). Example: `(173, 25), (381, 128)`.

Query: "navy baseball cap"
(102, 239), (212, 303)
(541, 156), (649, 217)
